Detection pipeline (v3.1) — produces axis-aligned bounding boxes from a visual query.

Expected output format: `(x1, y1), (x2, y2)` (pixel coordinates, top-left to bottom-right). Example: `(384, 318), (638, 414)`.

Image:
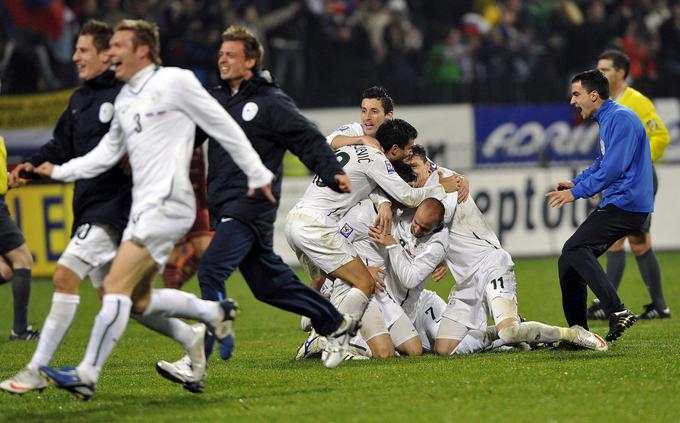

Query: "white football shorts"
(285, 206), (356, 278)
(123, 201), (194, 270)
(58, 223), (119, 288)
(442, 252), (517, 331)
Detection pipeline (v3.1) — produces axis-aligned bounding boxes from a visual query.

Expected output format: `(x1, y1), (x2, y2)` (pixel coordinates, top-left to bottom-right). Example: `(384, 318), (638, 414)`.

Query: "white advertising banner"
(273, 165), (680, 265)
(303, 104), (475, 170)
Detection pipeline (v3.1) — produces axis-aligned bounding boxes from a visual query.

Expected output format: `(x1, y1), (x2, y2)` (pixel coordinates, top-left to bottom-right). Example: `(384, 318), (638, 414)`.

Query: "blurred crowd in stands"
(1, 0), (679, 106)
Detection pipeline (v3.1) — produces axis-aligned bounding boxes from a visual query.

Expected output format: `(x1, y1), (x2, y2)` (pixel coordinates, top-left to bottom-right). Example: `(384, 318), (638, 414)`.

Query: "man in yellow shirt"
(588, 49), (671, 320)
(0, 136), (39, 339)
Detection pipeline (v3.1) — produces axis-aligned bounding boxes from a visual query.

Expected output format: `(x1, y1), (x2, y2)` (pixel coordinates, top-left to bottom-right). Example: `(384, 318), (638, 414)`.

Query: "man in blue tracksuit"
(546, 69), (653, 342)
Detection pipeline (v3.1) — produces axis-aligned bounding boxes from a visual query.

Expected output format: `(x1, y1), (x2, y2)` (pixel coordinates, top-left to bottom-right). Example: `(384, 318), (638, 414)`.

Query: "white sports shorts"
(58, 223), (120, 288)
(285, 206), (356, 278)
(123, 201), (194, 270)
(413, 289), (447, 352)
(442, 259), (517, 331)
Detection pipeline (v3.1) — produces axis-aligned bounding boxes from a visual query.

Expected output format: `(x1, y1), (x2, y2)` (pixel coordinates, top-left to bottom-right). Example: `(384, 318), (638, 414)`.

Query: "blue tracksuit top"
(571, 99), (654, 213)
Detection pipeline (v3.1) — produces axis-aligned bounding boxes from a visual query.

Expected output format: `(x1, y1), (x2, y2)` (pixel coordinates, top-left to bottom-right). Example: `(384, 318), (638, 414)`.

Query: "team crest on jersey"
(242, 102), (259, 121)
(385, 160), (395, 174)
(600, 139), (606, 155)
(646, 118), (659, 131)
(99, 102), (114, 123)
(339, 223), (354, 238)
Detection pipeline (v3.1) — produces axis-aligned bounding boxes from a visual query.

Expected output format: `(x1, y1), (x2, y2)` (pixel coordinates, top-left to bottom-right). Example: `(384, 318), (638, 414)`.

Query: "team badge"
(600, 138), (606, 155)
(99, 102), (114, 123)
(339, 223), (354, 238)
(385, 160), (395, 174)
(242, 102), (259, 121)
(647, 118), (659, 132)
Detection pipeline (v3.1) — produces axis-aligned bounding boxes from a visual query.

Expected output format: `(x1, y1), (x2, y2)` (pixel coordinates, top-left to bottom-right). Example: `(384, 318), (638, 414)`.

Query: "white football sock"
(27, 293), (80, 371)
(348, 334), (372, 358)
(498, 321), (560, 345)
(78, 294), (132, 383)
(335, 287), (370, 321)
(451, 330), (488, 355)
(131, 314), (195, 349)
(143, 289), (222, 325)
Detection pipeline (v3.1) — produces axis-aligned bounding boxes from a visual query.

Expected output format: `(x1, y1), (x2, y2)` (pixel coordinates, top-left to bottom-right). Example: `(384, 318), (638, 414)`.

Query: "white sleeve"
(51, 116), (125, 182)
(388, 236), (447, 289)
(326, 122), (362, 145)
(367, 155), (445, 207)
(174, 71), (273, 189)
(369, 188), (391, 208)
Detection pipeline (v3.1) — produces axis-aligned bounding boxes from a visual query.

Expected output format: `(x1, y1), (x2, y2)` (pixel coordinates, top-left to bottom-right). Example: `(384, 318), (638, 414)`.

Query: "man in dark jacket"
(156, 26), (354, 373)
(1, 20), (132, 395)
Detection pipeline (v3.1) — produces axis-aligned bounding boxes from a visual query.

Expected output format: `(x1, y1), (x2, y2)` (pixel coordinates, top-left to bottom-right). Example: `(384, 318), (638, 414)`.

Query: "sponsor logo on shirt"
(339, 223), (354, 238)
(385, 160), (395, 174)
(339, 125), (349, 132)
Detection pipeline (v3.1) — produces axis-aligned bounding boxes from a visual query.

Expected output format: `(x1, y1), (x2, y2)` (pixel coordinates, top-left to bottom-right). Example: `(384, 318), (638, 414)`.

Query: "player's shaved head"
(411, 198), (445, 238)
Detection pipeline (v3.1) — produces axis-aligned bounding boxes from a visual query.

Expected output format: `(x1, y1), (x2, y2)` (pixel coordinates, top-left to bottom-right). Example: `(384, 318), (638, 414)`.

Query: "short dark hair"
(361, 86), (394, 114)
(114, 19), (162, 65)
(375, 118), (417, 151)
(598, 49), (630, 78)
(80, 20), (113, 53)
(571, 69), (610, 99)
(221, 26), (264, 71)
(410, 144), (428, 163)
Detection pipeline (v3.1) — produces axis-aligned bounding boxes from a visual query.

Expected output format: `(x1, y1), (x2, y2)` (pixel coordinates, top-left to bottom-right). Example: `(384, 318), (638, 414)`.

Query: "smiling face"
(72, 34), (110, 81)
(360, 98), (392, 137)
(405, 154), (432, 188)
(570, 80), (599, 119)
(109, 29), (151, 81)
(218, 40), (255, 87)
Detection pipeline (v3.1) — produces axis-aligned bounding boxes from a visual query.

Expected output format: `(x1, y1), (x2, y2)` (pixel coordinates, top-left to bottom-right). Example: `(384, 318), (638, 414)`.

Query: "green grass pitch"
(1, 253), (679, 422)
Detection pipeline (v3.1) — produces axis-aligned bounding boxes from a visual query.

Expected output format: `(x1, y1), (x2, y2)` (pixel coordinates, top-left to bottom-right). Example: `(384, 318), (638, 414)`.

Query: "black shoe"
(606, 309), (637, 341)
(637, 303), (671, 320)
(9, 325), (40, 341)
(586, 299), (607, 320)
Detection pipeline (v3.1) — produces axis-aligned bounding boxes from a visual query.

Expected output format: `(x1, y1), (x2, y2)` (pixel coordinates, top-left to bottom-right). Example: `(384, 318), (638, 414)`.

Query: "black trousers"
(558, 204), (649, 329)
(197, 218), (343, 356)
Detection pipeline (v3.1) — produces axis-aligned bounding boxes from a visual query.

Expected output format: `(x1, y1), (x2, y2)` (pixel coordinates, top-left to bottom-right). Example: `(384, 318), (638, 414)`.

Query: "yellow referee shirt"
(617, 87), (670, 162)
(0, 136), (8, 195)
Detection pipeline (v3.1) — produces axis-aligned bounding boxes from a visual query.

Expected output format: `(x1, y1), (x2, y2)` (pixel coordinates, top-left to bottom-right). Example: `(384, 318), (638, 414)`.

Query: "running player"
(34, 19), (274, 400)
(2, 21), (130, 395)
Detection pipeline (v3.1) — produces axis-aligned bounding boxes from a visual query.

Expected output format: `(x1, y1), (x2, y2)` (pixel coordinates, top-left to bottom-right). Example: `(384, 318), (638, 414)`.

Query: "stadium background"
(1, 0), (679, 276)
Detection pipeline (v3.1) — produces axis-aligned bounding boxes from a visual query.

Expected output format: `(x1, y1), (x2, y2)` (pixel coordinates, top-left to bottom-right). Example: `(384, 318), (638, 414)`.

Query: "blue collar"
(593, 98), (614, 122)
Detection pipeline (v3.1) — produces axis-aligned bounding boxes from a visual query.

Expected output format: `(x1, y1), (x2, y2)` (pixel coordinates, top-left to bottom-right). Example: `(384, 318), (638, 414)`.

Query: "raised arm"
(44, 117), (125, 182)
(174, 70), (273, 190)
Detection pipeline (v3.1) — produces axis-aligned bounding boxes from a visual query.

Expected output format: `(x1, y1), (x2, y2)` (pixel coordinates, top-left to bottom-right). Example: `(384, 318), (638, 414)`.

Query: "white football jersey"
(296, 144), (445, 219)
(337, 198), (384, 266)
(384, 210), (448, 320)
(326, 122), (363, 145)
(52, 65), (273, 218)
(424, 169), (513, 285)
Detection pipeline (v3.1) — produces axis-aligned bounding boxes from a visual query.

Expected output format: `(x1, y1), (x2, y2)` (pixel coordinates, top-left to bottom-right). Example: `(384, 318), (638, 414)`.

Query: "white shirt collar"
(128, 64), (157, 90)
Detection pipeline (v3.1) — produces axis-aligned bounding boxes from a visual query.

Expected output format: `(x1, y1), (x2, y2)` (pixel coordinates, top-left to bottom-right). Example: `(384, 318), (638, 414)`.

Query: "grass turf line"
(0, 253), (679, 422)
